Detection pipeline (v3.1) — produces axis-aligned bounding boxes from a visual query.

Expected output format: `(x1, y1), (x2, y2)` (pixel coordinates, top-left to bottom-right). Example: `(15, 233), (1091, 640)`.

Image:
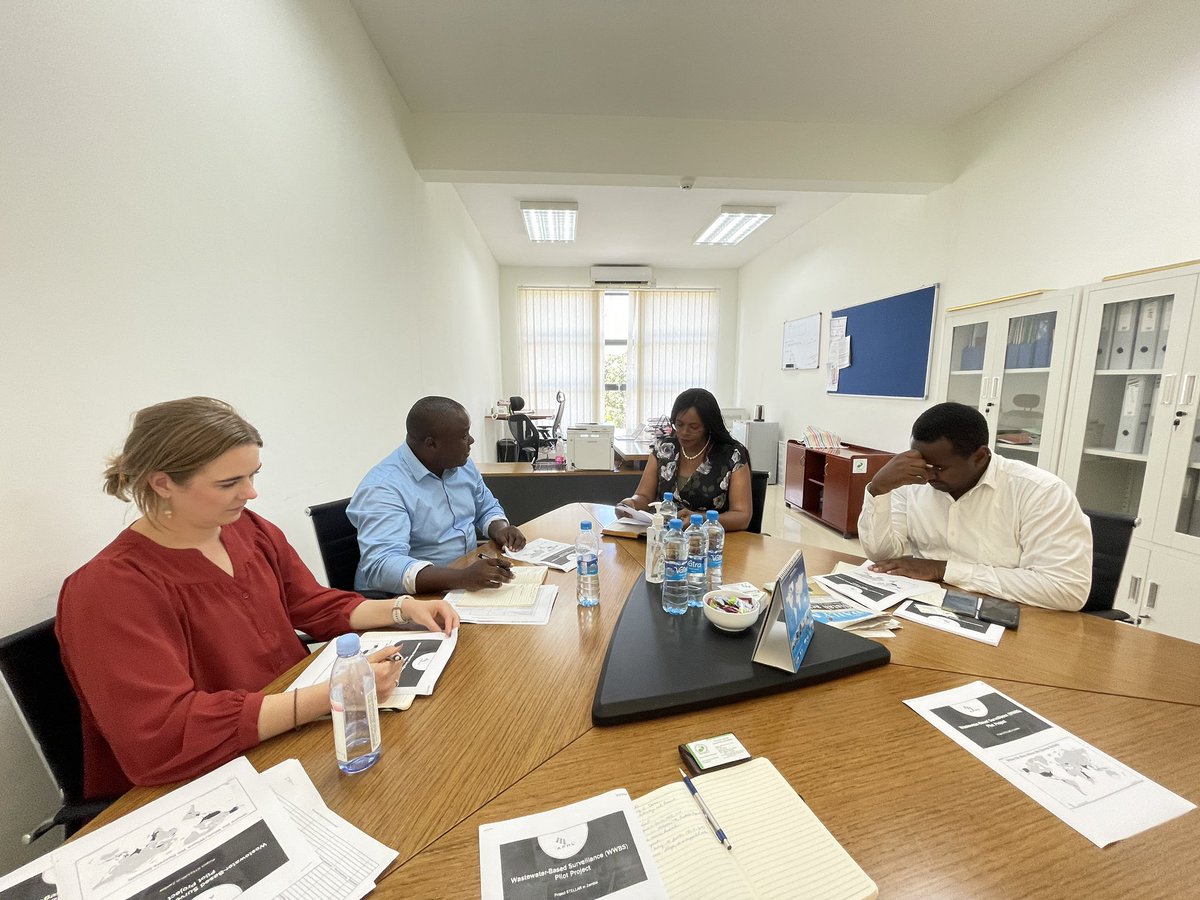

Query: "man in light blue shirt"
(349, 396), (527, 594)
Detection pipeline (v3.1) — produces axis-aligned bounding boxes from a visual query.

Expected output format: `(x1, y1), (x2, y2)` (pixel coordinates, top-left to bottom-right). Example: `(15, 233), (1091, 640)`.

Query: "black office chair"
(747, 470), (769, 535)
(0, 619), (116, 843)
(508, 413), (544, 463)
(538, 391), (567, 444)
(304, 499), (394, 598)
(1081, 508), (1139, 621)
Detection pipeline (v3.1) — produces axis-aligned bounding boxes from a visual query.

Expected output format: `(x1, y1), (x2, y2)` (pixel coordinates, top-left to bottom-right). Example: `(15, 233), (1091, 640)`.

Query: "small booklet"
(614, 504), (654, 524)
(450, 566), (549, 608)
(632, 758), (877, 900)
(479, 789), (668, 899)
(287, 630), (458, 706)
(505, 538), (576, 571)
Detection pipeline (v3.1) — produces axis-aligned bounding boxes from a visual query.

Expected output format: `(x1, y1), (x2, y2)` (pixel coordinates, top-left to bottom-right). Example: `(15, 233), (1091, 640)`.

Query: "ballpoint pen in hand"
(678, 768), (733, 851)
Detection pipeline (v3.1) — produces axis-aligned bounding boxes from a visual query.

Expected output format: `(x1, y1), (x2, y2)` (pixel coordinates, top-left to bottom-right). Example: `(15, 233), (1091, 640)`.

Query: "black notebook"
(942, 590), (1021, 630)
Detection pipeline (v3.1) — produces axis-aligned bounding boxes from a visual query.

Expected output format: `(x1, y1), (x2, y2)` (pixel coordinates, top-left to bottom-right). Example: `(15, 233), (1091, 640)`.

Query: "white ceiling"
(353, 0), (1146, 269)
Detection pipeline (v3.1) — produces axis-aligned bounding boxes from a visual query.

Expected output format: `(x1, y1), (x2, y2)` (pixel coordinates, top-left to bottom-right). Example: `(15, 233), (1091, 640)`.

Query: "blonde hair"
(103, 397), (263, 522)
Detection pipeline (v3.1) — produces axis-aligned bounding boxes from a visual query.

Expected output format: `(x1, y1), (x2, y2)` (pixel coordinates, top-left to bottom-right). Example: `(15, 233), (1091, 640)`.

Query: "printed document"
(288, 630), (457, 704)
(51, 757), (317, 900)
(506, 538), (576, 571)
(892, 600), (1004, 646)
(905, 680), (1196, 847)
(814, 561), (944, 612)
(479, 790), (667, 899)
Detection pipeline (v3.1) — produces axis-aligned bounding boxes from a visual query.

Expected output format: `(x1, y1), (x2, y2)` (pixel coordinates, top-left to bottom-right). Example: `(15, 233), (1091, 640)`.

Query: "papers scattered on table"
(16, 755), (396, 900)
(505, 538), (576, 571)
(808, 588), (901, 639)
(905, 680), (1197, 848)
(813, 561), (945, 612)
(288, 630), (457, 707)
(893, 599), (1005, 645)
(479, 788), (667, 900)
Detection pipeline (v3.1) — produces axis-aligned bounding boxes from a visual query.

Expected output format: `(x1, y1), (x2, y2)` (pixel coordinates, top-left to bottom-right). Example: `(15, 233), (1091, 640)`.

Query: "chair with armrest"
(747, 470), (769, 535)
(304, 498), (395, 599)
(1081, 508), (1139, 621)
(537, 391), (567, 444)
(0, 619), (116, 843)
(508, 414), (544, 463)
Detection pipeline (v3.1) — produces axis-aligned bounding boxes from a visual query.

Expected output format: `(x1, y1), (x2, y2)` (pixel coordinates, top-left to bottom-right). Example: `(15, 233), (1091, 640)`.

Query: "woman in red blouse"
(57, 397), (459, 798)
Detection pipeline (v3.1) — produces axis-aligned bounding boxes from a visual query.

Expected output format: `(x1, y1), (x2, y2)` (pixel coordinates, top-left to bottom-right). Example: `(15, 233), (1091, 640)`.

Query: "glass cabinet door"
(945, 321), (989, 411)
(993, 310), (1058, 469)
(1067, 274), (1197, 524)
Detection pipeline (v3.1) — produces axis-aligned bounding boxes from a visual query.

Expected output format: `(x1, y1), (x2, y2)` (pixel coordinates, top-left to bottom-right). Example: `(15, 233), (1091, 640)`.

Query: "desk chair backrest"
(1082, 508), (1139, 614)
(305, 498), (360, 591)
(508, 413), (541, 462)
(0, 618), (113, 841)
(549, 391), (566, 440)
(747, 470), (769, 534)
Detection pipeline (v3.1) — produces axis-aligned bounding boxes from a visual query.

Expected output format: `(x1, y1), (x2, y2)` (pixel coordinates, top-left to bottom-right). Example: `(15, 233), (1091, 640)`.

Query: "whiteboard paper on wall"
(781, 313), (820, 370)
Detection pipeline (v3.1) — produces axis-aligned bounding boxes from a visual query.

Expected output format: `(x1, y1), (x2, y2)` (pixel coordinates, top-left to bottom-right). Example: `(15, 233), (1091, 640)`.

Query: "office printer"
(566, 423), (615, 470)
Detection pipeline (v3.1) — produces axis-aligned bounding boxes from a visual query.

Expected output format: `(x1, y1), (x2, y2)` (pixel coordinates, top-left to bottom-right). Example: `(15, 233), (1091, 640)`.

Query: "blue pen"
(678, 768), (733, 851)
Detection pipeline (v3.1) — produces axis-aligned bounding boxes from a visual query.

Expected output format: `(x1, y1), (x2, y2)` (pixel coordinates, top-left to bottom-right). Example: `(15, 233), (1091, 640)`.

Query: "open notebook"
(632, 758), (877, 900)
(453, 565), (548, 608)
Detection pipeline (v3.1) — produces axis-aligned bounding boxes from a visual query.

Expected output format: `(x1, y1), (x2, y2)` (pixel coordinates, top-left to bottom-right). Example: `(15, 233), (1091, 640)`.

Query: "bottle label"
(331, 703), (348, 762)
(665, 559), (687, 582)
(708, 551), (723, 569)
(688, 556), (705, 575)
(577, 553), (598, 576)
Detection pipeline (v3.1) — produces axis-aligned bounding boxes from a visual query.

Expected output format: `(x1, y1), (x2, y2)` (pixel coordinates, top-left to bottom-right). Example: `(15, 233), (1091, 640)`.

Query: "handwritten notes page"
(634, 758), (877, 900)
(455, 566), (548, 608)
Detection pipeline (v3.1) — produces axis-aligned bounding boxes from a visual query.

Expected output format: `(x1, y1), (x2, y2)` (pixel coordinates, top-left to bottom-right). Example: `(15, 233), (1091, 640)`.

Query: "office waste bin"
(496, 438), (518, 462)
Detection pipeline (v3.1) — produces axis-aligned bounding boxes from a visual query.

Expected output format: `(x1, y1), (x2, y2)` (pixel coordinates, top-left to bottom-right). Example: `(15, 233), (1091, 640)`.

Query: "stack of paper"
(808, 582), (901, 640)
(0, 757), (397, 900)
(505, 538), (576, 571)
(813, 561), (944, 613)
(448, 566), (560, 625)
(802, 426), (842, 450)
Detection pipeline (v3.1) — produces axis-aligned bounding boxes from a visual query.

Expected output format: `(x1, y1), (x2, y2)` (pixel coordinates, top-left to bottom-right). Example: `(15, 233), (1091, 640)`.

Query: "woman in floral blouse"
(618, 388), (753, 531)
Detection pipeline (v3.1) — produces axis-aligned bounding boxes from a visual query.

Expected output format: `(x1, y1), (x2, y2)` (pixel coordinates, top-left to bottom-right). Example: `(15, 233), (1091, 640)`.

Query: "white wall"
(736, 0), (1200, 455)
(0, 0), (498, 870)
(498, 266), (741, 416)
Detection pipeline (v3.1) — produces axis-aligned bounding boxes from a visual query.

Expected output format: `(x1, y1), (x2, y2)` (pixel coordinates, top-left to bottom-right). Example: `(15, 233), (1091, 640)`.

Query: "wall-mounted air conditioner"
(590, 265), (654, 287)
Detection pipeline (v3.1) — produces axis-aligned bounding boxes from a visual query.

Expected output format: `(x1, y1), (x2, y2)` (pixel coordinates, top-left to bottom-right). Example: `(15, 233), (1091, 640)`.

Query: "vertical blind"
(517, 287), (600, 425)
(518, 286), (718, 431)
(631, 288), (719, 425)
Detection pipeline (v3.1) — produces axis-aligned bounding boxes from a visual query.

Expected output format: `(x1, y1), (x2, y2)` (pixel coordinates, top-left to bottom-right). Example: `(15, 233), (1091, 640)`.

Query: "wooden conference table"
(86, 504), (1200, 898)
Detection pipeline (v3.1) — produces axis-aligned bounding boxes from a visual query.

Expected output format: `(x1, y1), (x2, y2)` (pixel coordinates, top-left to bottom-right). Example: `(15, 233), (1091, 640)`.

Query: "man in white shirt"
(857, 402), (1092, 611)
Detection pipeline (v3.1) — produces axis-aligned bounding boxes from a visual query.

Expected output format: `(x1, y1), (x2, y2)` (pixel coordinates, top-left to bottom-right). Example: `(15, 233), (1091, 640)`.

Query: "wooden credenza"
(784, 439), (893, 537)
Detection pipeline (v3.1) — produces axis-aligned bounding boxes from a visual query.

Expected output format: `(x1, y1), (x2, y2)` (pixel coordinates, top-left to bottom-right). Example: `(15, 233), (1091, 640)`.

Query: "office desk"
(613, 437), (652, 469)
(82, 504), (1200, 897)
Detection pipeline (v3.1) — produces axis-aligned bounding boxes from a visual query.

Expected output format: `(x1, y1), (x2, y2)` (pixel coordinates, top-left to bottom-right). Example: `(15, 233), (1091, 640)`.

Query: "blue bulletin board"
(829, 285), (938, 398)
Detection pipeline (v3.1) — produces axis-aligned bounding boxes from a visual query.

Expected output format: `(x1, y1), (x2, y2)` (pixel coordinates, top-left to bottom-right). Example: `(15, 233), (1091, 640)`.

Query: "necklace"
(680, 439), (710, 461)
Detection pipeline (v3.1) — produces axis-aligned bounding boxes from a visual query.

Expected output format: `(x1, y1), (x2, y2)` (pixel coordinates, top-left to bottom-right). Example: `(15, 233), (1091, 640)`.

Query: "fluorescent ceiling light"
(693, 205), (775, 245)
(521, 201), (577, 242)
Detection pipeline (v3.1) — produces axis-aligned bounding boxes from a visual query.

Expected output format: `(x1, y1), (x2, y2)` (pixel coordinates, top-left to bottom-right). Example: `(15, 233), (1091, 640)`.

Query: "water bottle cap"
(690, 513), (703, 524)
(706, 509), (719, 521)
(669, 518), (683, 529)
(663, 492), (673, 501)
(580, 520), (592, 530)
(336, 633), (360, 656)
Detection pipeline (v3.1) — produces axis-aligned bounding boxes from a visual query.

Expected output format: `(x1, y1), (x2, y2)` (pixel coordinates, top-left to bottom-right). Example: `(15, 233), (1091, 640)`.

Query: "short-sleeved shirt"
(653, 436), (750, 513)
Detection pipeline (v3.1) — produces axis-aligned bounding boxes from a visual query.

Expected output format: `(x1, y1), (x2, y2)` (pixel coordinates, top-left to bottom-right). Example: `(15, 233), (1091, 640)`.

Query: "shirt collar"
(960, 451), (1000, 500)
(397, 441), (440, 483)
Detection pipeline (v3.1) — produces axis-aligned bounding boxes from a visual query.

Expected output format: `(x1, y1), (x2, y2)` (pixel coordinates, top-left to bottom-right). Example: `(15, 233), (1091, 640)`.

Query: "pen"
(678, 768), (732, 851)
(478, 552), (513, 567)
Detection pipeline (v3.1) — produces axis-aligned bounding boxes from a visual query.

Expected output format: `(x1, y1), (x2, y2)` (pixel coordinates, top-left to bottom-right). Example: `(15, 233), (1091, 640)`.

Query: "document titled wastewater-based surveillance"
(905, 680), (1195, 847)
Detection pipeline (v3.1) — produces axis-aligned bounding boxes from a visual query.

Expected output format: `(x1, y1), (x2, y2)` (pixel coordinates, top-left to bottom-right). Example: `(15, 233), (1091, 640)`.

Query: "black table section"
(592, 577), (891, 725)
(482, 471), (641, 527)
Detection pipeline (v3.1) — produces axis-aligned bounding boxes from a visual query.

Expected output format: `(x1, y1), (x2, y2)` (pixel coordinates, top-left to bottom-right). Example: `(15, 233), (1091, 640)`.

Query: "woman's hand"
(366, 646), (406, 703)
(400, 595), (460, 635)
(616, 495), (646, 516)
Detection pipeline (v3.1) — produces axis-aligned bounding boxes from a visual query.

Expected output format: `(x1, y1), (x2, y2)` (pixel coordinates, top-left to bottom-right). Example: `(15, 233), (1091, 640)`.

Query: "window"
(518, 287), (719, 434)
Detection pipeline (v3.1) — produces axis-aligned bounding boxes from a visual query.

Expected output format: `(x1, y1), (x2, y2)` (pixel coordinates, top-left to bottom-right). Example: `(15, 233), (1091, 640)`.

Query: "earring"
(163, 502), (173, 519)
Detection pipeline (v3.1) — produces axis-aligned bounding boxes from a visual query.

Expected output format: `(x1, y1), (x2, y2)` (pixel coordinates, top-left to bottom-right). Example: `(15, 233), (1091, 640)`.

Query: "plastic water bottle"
(576, 520), (600, 607)
(659, 492), (678, 523)
(644, 513), (665, 584)
(704, 509), (725, 590)
(685, 513), (708, 607)
(329, 633), (382, 774)
(662, 518), (688, 615)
